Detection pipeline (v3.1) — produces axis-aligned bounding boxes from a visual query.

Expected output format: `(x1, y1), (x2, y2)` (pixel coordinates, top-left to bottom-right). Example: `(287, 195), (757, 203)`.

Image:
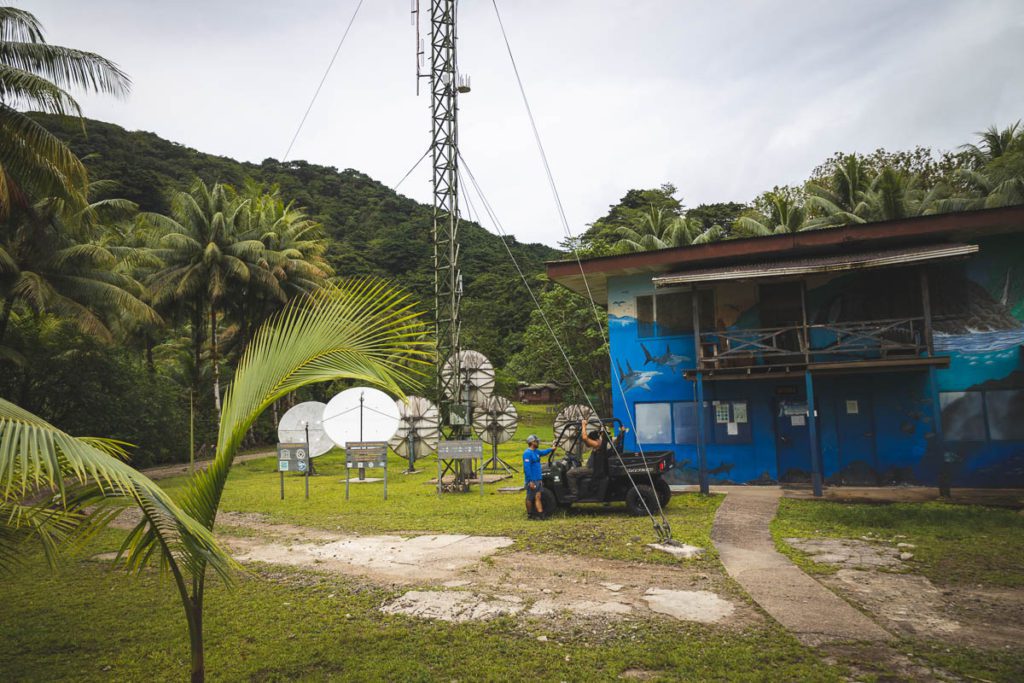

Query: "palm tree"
(734, 190), (810, 236)
(0, 193), (158, 344)
(0, 396), (233, 579)
(119, 278), (430, 682)
(960, 121), (1023, 167)
(613, 206), (722, 252)
(805, 154), (873, 227)
(0, 7), (130, 216)
(143, 180), (265, 413)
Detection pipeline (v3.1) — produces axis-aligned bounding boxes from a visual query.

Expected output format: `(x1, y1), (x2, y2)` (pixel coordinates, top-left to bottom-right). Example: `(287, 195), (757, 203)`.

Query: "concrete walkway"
(711, 487), (892, 645)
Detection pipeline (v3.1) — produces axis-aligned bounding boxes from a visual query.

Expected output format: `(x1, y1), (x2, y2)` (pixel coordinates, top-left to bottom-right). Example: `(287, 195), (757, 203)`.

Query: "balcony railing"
(698, 317), (927, 371)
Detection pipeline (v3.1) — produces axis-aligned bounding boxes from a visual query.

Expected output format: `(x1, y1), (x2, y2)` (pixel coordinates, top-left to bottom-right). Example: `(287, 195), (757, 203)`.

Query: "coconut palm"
(805, 154), (874, 227)
(734, 190), (810, 236)
(143, 180), (265, 413)
(960, 121), (1023, 167)
(613, 206), (722, 252)
(0, 193), (158, 344)
(119, 277), (430, 682)
(0, 396), (233, 579)
(0, 7), (130, 216)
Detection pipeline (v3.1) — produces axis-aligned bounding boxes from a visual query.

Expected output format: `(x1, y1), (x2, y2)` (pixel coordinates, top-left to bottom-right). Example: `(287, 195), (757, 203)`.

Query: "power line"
(394, 147), (431, 191)
(489, 0), (672, 531)
(282, 0), (366, 162)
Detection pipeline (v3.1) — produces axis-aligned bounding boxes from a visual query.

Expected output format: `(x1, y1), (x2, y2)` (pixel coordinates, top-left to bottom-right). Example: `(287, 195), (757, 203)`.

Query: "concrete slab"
(233, 533), (513, 581)
(643, 589), (734, 624)
(647, 542), (704, 559)
(382, 591), (524, 622)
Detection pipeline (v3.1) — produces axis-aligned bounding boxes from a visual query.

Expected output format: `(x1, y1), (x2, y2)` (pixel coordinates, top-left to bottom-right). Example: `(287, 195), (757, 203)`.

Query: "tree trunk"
(145, 335), (156, 374)
(189, 600), (204, 683)
(272, 399), (279, 429)
(210, 306), (221, 415)
(0, 296), (14, 343)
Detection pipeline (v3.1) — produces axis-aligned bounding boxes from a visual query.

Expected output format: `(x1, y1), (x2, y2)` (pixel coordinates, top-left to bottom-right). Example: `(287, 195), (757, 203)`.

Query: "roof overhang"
(546, 205), (1024, 305)
(652, 243), (978, 287)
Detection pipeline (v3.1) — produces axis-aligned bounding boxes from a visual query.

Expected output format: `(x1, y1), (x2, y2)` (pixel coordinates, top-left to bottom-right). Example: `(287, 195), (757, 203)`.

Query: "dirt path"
(711, 487), (892, 645)
(210, 511), (759, 628)
(138, 450), (274, 480)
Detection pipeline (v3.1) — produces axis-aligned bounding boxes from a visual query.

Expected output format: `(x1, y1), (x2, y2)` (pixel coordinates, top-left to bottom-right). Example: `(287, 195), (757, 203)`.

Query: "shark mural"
(615, 358), (660, 392)
(640, 342), (689, 374)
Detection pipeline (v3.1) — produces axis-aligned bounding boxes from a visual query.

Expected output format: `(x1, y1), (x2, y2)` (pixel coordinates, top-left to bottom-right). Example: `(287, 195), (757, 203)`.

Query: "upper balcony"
(696, 316), (941, 377)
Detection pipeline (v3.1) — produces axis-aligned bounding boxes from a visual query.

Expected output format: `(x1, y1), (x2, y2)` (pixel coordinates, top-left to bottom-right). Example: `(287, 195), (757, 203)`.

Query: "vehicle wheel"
(539, 488), (557, 518)
(653, 478), (672, 509)
(625, 484), (657, 517)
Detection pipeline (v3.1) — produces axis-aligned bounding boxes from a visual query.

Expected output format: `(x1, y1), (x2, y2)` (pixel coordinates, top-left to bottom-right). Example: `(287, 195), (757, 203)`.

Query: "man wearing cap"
(523, 435), (556, 518)
(567, 418), (604, 499)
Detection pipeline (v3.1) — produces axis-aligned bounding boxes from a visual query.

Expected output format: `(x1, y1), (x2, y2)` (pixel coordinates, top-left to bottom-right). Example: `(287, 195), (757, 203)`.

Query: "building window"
(940, 391), (987, 441)
(636, 295), (655, 338)
(984, 390), (1024, 441)
(673, 402), (704, 444)
(635, 402), (673, 444)
(636, 290), (714, 338)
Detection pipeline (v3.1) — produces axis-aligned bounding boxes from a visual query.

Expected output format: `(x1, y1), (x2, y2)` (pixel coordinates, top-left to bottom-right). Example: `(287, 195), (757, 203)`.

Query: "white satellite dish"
(277, 401), (333, 457)
(323, 387), (401, 448)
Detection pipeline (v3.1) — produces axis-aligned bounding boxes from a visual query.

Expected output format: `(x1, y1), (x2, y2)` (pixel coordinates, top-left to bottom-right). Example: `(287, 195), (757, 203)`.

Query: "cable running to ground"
(459, 155), (669, 533)
(282, 0), (366, 161)
(489, 0), (671, 530)
(394, 147), (431, 191)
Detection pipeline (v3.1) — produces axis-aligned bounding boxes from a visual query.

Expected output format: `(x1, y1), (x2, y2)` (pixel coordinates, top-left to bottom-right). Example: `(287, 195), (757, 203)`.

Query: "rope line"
(489, 0), (672, 537)
(282, 0), (366, 161)
(394, 147), (431, 191)
(460, 154), (670, 537)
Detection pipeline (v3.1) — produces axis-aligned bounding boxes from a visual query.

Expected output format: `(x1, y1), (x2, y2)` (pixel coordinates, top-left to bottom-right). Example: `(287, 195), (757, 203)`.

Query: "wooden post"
(692, 286), (709, 495)
(920, 267), (934, 356)
(800, 281), (810, 365)
(805, 371), (823, 498)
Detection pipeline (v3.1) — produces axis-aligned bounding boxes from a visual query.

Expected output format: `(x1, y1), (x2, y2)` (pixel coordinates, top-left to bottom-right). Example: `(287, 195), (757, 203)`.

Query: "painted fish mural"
(640, 342), (689, 374)
(615, 358), (660, 392)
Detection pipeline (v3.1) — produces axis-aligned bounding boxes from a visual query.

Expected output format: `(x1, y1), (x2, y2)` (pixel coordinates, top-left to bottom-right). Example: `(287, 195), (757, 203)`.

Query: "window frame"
(635, 288), (714, 339)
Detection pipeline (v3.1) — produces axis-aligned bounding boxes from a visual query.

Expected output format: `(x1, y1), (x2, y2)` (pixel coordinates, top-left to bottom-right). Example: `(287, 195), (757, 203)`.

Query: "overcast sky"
(28, 0), (1024, 247)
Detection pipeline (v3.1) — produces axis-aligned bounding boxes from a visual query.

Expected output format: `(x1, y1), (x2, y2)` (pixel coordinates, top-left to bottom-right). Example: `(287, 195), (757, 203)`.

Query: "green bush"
(0, 317), (189, 467)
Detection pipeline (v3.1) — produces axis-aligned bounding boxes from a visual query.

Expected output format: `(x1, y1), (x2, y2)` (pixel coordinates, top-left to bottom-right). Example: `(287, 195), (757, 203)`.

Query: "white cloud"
(27, 0), (1024, 246)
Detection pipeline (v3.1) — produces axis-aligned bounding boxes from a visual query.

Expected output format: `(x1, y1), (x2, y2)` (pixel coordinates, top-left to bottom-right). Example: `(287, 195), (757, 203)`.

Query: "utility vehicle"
(539, 418), (674, 516)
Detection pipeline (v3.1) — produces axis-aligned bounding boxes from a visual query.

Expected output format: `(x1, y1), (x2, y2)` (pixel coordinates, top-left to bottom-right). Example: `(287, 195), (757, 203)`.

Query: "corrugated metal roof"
(652, 243), (979, 286)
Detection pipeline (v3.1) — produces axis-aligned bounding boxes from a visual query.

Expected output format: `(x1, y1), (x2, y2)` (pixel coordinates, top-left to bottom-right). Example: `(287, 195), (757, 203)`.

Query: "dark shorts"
(525, 480), (543, 501)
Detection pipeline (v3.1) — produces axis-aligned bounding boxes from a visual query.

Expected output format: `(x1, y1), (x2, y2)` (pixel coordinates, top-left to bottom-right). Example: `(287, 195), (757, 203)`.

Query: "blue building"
(547, 205), (1024, 489)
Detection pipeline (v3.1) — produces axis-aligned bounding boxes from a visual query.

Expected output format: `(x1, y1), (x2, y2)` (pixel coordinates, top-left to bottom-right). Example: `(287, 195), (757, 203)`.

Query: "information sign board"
(344, 441), (389, 501)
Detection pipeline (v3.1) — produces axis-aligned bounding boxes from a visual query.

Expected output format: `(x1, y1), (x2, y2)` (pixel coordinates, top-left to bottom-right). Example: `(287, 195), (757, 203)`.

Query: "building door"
(775, 398), (812, 482)
(834, 390), (879, 484)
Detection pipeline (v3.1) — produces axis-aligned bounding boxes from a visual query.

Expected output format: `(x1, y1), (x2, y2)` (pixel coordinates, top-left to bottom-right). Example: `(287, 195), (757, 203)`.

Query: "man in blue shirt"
(523, 434), (556, 518)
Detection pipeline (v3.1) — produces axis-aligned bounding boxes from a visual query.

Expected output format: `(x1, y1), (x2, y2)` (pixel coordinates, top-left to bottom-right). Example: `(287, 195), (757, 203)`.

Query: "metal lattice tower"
(429, 0), (463, 438)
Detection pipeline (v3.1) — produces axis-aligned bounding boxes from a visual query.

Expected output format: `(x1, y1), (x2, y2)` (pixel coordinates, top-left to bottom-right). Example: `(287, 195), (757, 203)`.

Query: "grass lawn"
(0, 531), (846, 682)
(770, 498), (1024, 587)
(156, 402), (721, 566)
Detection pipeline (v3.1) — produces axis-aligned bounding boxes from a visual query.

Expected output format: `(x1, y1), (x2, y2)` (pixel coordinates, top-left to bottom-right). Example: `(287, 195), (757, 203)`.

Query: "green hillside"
(33, 113), (561, 368)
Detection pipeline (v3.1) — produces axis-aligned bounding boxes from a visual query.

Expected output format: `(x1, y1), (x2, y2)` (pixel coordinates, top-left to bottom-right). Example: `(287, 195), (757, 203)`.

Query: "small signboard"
(344, 441), (389, 501)
(437, 439), (485, 496)
(277, 442), (310, 500)
(437, 440), (484, 459)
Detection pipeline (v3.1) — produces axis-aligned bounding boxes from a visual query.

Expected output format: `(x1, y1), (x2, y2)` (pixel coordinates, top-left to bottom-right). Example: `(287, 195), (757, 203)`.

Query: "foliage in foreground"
(121, 278), (430, 681)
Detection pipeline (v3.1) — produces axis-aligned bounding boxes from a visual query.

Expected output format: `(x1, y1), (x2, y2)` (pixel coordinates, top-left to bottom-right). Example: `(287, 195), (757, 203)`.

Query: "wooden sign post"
(345, 441), (389, 501)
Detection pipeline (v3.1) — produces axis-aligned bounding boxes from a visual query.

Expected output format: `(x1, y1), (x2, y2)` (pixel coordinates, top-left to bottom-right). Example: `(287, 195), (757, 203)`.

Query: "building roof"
(652, 243), (978, 286)
(546, 205), (1024, 304)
